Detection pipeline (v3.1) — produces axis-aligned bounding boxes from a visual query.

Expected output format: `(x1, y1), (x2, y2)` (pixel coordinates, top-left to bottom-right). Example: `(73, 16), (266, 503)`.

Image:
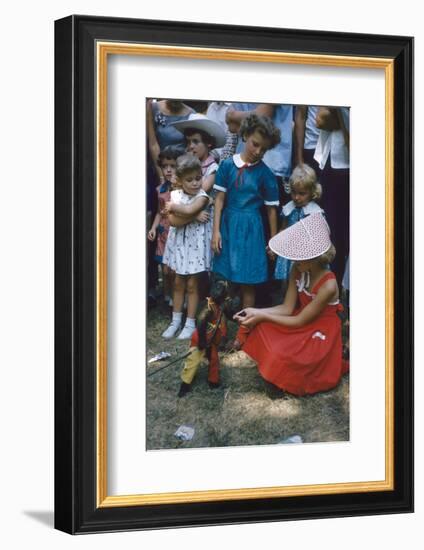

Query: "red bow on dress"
(235, 163), (251, 189)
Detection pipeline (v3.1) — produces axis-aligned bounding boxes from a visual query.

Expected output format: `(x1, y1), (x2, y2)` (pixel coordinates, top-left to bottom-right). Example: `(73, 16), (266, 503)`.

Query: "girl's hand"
(233, 308), (263, 328)
(196, 211), (210, 223)
(212, 231), (222, 254)
(266, 245), (276, 260)
(147, 228), (156, 241)
(164, 201), (173, 214)
(315, 107), (340, 131)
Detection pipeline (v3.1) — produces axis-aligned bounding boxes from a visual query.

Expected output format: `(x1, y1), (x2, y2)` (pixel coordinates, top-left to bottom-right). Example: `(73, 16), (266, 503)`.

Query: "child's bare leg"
(162, 274), (185, 338)
(241, 284), (255, 308)
(186, 275), (199, 318)
(163, 265), (174, 302)
(172, 274), (186, 312)
(177, 275), (199, 340)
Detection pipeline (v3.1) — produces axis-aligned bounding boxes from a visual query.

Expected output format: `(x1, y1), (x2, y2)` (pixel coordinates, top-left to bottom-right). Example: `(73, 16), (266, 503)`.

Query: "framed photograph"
(54, 15), (413, 534)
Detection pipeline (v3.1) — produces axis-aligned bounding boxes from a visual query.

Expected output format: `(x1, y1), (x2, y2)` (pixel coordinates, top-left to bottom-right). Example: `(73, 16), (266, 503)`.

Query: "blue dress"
(212, 155), (279, 284)
(274, 201), (324, 280)
(151, 101), (193, 149)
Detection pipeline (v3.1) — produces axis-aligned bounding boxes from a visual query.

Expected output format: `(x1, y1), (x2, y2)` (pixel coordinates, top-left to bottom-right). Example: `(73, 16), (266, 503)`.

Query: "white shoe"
(177, 325), (196, 340)
(162, 321), (181, 339)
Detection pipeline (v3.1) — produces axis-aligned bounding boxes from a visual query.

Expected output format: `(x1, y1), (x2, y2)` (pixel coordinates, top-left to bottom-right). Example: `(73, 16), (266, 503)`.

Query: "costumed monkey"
(178, 279), (240, 397)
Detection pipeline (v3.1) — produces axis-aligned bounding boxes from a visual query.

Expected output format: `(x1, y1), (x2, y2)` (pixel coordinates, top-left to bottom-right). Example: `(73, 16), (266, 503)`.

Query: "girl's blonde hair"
(175, 153), (202, 179)
(316, 243), (336, 267)
(290, 164), (322, 200)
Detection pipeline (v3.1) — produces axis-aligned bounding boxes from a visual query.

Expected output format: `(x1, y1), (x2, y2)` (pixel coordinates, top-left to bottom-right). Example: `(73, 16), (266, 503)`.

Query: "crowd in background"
(146, 99), (350, 345)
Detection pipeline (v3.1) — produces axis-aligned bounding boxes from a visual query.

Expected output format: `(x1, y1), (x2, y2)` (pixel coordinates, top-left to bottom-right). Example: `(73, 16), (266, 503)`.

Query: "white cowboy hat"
(269, 212), (332, 261)
(171, 113), (226, 148)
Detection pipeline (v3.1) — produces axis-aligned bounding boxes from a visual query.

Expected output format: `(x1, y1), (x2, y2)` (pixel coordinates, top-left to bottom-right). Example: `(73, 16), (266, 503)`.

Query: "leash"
(147, 350), (193, 377)
(148, 302), (225, 378)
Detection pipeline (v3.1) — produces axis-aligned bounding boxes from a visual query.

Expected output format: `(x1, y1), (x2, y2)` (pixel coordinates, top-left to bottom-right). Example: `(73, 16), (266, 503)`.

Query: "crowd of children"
(147, 99), (350, 397)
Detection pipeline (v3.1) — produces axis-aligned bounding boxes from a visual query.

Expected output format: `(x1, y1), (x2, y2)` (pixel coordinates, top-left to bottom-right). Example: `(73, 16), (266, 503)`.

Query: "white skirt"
(162, 219), (212, 275)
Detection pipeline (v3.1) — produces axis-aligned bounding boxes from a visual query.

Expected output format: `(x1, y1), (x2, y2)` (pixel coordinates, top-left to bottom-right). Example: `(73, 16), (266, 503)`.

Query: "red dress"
(243, 272), (349, 396)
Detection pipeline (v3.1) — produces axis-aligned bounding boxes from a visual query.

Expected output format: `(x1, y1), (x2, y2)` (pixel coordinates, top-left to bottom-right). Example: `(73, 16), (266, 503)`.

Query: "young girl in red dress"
(234, 213), (348, 396)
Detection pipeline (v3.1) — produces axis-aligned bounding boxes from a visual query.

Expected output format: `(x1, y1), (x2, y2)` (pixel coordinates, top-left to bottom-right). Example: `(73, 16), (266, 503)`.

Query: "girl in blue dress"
(212, 114), (280, 349)
(274, 164), (324, 293)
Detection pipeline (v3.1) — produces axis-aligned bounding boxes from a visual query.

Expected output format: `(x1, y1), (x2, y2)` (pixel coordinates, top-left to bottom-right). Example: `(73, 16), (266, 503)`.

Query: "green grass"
(146, 301), (349, 451)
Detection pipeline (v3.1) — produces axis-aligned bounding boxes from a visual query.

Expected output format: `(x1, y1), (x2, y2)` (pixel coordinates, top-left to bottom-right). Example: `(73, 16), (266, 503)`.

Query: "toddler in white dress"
(162, 154), (212, 339)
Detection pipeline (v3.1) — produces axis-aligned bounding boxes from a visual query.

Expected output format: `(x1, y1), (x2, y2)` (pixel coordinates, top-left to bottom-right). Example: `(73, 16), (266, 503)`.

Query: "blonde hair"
(316, 244), (336, 267)
(290, 164), (322, 200)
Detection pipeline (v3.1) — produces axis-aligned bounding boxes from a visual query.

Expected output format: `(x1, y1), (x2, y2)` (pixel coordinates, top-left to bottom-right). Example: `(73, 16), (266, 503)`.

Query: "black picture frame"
(55, 15), (414, 534)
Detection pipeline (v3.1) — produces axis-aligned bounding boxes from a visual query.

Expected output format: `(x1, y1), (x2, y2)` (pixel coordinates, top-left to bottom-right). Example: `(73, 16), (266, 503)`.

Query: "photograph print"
(145, 99), (350, 451)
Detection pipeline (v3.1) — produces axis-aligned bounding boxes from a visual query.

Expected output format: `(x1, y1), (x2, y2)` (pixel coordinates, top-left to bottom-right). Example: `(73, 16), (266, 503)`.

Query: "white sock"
(185, 317), (196, 328)
(172, 311), (183, 324)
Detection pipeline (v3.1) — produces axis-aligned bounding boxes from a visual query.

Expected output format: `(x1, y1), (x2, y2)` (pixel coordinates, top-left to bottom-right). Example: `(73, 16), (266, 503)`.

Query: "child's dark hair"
(157, 145), (185, 165)
(184, 128), (216, 150)
(239, 113), (281, 148)
(175, 153), (202, 179)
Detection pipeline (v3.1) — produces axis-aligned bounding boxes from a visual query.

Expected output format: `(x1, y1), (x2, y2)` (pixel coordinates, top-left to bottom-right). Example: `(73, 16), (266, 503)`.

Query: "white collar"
(282, 200), (323, 217)
(232, 153), (259, 168)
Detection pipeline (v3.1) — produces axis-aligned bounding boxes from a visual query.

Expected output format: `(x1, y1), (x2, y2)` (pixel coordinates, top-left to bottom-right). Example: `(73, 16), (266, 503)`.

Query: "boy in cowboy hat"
(172, 113), (226, 192)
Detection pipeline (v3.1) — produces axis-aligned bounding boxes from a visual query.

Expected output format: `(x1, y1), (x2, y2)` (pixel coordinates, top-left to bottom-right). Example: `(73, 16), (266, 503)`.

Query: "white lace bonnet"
(269, 212), (332, 261)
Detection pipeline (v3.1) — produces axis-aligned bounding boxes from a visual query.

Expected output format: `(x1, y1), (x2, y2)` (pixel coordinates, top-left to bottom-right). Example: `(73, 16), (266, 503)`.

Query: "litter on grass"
(278, 435), (303, 444)
(148, 351), (172, 364)
(174, 425), (195, 441)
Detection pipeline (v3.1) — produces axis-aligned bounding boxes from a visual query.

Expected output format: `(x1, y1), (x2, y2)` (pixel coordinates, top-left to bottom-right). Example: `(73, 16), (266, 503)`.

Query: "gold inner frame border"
(96, 42), (395, 508)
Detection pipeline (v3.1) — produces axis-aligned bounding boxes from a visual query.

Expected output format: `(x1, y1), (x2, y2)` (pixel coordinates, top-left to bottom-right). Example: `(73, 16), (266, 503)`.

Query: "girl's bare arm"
(212, 191), (225, 253)
(168, 210), (210, 227)
(266, 205), (278, 259)
(260, 279), (337, 328)
(315, 107), (340, 131)
(234, 269), (298, 325)
(167, 196), (209, 217)
(202, 173), (216, 193)
(226, 103), (275, 133)
(149, 212), (161, 231)
(168, 213), (195, 227)
(266, 205), (278, 239)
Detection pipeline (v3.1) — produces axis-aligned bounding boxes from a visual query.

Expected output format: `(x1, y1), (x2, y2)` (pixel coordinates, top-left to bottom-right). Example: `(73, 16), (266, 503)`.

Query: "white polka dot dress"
(162, 189), (212, 275)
